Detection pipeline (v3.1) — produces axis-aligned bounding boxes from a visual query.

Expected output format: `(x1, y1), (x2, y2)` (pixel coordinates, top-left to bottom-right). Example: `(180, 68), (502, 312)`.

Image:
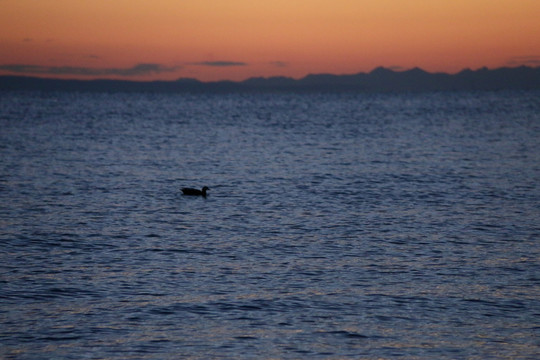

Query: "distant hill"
(1, 66), (539, 93)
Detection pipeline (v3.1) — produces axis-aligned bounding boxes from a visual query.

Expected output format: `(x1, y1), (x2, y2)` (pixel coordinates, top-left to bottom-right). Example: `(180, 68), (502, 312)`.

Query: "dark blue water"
(1, 90), (539, 359)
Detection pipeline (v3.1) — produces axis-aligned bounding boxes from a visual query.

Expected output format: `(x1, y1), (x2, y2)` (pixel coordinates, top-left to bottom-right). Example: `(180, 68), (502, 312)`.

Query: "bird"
(181, 186), (209, 197)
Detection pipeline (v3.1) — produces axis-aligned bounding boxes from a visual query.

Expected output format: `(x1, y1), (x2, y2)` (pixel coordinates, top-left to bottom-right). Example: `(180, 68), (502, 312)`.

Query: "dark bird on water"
(181, 186), (209, 197)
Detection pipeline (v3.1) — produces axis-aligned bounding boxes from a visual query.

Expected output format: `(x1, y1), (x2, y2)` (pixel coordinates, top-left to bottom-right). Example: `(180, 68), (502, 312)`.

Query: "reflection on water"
(1, 91), (539, 359)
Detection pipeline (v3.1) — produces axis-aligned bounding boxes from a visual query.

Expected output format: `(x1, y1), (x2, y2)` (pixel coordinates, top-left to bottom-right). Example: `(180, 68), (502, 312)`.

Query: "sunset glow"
(1, 0), (539, 81)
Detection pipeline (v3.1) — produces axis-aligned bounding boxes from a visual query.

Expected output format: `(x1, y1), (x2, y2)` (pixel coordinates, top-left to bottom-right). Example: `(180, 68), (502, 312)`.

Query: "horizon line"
(1, 64), (539, 84)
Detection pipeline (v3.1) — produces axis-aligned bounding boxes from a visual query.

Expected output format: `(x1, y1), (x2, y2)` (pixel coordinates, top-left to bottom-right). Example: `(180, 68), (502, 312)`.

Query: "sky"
(1, 0), (539, 82)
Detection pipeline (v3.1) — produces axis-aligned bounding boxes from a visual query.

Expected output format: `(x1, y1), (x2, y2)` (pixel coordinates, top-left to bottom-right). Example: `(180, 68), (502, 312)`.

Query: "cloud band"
(0, 63), (180, 76)
(506, 56), (540, 67)
(192, 61), (247, 67)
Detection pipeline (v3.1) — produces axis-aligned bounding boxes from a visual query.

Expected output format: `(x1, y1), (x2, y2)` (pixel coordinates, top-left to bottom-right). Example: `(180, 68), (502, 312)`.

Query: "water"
(1, 90), (539, 359)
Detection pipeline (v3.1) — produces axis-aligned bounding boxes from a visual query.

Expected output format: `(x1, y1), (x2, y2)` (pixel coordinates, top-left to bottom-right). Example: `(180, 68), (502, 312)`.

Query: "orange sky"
(1, 0), (539, 81)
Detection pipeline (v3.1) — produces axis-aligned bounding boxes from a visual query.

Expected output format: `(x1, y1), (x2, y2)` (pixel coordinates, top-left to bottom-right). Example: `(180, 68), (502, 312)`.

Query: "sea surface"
(1, 90), (539, 359)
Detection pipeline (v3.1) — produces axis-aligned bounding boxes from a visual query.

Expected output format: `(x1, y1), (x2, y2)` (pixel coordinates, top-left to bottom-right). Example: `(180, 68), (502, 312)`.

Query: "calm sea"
(1, 90), (539, 359)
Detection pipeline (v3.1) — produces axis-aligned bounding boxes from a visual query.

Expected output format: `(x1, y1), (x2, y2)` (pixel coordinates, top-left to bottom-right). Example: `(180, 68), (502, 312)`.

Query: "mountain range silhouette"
(1, 66), (539, 93)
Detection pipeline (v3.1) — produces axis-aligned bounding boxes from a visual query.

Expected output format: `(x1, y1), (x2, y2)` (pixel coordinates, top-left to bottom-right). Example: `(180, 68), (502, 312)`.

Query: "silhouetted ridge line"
(1, 66), (539, 93)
